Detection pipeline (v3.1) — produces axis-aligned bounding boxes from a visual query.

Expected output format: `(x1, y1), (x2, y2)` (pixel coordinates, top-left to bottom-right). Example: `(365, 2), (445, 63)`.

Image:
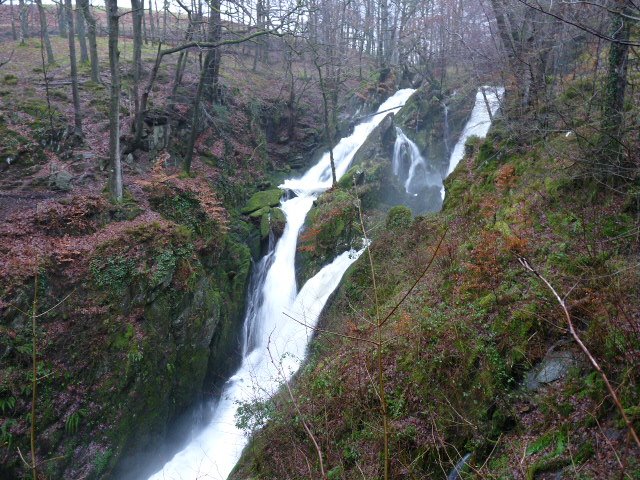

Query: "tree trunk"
(65, 0), (83, 139)
(172, 19), (195, 96)
(18, 0), (29, 44)
(79, 0), (100, 83)
(602, 0), (633, 175)
(253, 0), (264, 71)
(378, 0), (389, 67)
(184, 65), (207, 175)
(203, 0), (222, 102)
(10, 0), (18, 41)
(131, 0), (144, 142)
(148, 0), (156, 42)
(162, 0), (168, 41)
(35, 0), (55, 64)
(76, 4), (89, 63)
(107, 0), (123, 201)
(316, 63), (337, 187)
(142, 0), (148, 44)
(58, 2), (67, 38)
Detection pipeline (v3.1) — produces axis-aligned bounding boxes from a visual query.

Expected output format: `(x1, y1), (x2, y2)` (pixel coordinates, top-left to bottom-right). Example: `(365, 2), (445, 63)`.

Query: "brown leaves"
(495, 163), (517, 191)
(35, 195), (106, 236)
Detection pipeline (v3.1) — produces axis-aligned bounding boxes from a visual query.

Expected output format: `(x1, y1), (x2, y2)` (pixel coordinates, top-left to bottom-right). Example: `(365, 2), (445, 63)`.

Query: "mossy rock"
(260, 212), (270, 239)
(270, 207), (286, 238)
(241, 189), (283, 214)
(249, 206), (270, 218)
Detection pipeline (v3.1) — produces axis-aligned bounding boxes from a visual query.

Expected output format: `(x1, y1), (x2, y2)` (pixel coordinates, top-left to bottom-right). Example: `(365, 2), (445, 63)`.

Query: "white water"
(447, 86), (504, 176)
(148, 88), (416, 480)
(443, 103), (450, 155)
(392, 127), (441, 195)
(392, 86), (503, 204)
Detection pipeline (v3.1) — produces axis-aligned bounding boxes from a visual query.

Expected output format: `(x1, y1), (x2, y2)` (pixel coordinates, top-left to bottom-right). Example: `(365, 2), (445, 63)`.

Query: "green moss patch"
(241, 188), (283, 214)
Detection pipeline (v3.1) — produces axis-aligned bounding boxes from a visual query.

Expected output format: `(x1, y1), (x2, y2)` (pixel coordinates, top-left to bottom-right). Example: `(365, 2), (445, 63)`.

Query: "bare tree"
(131, 0), (144, 145)
(57, 1), (67, 38)
(76, 2), (89, 64)
(78, 0), (100, 83)
(107, 0), (123, 201)
(10, 0), (18, 40)
(18, 0), (29, 44)
(148, 0), (156, 42)
(601, 0), (634, 174)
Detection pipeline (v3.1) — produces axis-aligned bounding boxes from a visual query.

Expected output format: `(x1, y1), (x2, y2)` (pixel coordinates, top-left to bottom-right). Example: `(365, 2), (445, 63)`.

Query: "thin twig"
(267, 337), (326, 478)
(379, 227), (448, 327)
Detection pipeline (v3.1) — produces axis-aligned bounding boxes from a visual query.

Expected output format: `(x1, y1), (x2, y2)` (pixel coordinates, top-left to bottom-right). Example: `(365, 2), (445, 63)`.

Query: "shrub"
(385, 205), (413, 231)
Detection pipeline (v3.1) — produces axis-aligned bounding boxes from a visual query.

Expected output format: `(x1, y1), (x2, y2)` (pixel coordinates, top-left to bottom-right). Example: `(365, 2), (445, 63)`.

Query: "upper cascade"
(447, 86), (504, 176)
(282, 88), (416, 196)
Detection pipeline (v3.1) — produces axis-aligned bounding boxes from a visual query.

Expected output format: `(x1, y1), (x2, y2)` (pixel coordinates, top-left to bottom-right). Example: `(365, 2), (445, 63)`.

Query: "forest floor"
(0, 33), (338, 287)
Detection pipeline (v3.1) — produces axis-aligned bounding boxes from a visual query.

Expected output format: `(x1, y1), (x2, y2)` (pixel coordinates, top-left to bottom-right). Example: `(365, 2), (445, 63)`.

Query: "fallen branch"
(519, 257), (640, 449)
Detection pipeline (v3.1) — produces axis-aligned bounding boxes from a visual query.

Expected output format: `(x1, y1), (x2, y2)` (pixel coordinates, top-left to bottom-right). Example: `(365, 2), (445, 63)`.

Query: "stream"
(148, 89), (416, 480)
(148, 85), (503, 480)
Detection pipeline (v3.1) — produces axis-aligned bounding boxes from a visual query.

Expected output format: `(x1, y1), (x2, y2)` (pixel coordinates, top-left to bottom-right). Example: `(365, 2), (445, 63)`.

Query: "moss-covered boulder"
(241, 189), (283, 214)
(296, 188), (361, 284)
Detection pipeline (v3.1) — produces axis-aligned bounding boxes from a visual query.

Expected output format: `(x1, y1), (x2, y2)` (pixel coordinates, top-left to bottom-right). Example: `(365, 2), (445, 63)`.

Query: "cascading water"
(392, 127), (441, 196)
(391, 86), (504, 207)
(447, 86), (504, 176)
(443, 103), (450, 155)
(148, 88), (416, 480)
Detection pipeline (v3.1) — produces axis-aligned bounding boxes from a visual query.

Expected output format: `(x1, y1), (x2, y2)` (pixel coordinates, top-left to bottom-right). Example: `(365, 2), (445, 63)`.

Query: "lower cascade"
(149, 86), (503, 480)
(148, 89), (416, 480)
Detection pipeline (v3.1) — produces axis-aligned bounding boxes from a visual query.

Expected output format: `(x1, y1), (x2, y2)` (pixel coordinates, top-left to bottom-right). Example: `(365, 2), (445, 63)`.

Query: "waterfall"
(392, 127), (441, 196)
(148, 88), (416, 480)
(391, 86), (503, 206)
(447, 86), (504, 176)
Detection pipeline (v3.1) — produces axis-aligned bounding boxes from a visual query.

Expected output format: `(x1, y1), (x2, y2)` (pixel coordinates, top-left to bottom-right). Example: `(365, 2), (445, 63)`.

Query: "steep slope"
(230, 117), (640, 479)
